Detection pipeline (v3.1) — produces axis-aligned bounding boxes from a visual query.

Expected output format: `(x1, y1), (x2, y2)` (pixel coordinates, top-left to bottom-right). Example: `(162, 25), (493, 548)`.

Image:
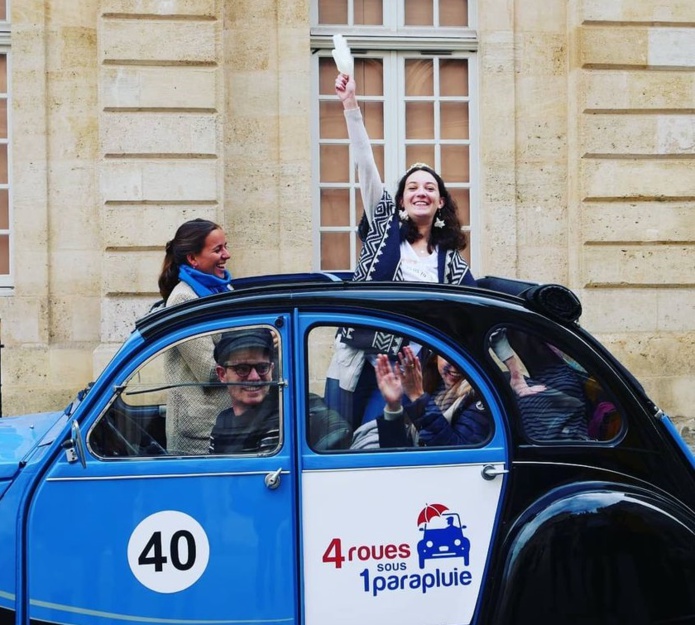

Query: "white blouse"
(400, 241), (438, 283)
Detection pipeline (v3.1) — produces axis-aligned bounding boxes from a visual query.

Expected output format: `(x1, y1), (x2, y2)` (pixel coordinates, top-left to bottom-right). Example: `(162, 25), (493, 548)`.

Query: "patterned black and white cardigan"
(353, 189), (474, 287)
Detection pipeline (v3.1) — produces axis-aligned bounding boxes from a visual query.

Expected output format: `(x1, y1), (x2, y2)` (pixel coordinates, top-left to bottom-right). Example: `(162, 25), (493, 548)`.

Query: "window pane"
(321, 232), (351, 270)
(355, 0), (383, 25)
(355, 58), (384, 97)
(488, 328), (624, 442)
(459, 238), (471, 266)
(90, 355), (172, 457)
(319, 57), (340, 95)
(0, 2), (6, 22)
(0, 188), (8, 229)
(321, 189), (351, 227)
(0, 99), (7, 138)
(406, 101), (434, 140)
(315, 0), (467, 29)
(90, 327), (284, 457)
(362, 101), (384, 140)
(405, 59), (433, 97)
(405, 0), (433, 26)
(320, 144), (350, 183)
(0, 56), (6, 93)
(308, 324), (492, 450)
(441, 101), (469, 140)
(320, 101), (349, 140)
(305, 328), (353, 451)
(0, 234), (7, 274)
(452, 188), (470, 226)
(440, 59), (468, 97)
(318, 0), (347, 24)
(441, 144), (469, 183)
(405, 145), (435, 170)
(440, 0), (468, 27)
(0, 144), (8, 184)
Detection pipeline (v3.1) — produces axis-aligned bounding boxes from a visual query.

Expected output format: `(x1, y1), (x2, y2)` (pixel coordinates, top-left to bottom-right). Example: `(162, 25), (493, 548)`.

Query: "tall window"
(312, 0), (478, 273)
(0, 0), (10, 287)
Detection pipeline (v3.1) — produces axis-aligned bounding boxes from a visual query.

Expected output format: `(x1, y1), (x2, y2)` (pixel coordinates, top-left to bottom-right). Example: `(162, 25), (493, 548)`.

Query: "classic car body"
(0, 273), (694, 625)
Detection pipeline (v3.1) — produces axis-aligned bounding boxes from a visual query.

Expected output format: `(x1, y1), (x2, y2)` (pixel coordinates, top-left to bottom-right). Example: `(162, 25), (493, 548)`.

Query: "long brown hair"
(158, 218), (221, 301)
(394, 164), (467, 254)
(421, 350), (473, 410)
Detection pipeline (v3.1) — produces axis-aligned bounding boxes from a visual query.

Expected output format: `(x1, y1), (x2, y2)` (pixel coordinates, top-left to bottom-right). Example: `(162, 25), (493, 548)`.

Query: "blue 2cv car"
(1, 273), (694, 625)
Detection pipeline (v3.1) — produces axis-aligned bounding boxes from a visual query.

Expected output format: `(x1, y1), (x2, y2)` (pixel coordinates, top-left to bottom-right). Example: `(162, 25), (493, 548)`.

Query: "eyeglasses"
(441, 364), (463, 378)
(224, 362), (272, 377)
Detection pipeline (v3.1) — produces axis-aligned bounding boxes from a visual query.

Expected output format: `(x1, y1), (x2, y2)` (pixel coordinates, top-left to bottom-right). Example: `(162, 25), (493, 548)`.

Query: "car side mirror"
(61, 421), (87, 468)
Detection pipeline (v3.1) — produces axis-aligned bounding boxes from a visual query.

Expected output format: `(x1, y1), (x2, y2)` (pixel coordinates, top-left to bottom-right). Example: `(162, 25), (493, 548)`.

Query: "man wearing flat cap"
(209, 328), (279, 454)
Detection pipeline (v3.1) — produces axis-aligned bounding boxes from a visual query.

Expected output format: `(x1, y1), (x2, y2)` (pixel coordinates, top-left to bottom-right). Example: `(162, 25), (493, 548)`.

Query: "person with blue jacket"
(353, 346), (491, 449)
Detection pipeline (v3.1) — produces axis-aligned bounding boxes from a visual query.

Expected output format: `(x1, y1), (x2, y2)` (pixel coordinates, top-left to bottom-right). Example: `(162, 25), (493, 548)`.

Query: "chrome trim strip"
(46, 470), (290, 482)
(301, 461), (501, 473)
(30, 597), (293, 624)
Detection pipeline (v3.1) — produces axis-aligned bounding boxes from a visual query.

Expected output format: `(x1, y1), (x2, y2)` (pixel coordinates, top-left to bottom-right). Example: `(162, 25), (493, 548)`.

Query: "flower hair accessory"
(406, 162), (433, 175)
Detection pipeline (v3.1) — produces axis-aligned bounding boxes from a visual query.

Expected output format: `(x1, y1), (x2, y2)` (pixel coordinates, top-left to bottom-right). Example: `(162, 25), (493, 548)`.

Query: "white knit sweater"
(163, 281), (230, 455)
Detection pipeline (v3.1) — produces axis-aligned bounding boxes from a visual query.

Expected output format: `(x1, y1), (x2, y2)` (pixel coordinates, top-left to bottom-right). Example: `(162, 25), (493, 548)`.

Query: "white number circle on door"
(127, 510), (210, 593)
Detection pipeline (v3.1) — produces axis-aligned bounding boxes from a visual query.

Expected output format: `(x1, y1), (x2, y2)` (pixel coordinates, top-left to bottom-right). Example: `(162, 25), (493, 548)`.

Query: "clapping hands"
(375, 346), (425, 412)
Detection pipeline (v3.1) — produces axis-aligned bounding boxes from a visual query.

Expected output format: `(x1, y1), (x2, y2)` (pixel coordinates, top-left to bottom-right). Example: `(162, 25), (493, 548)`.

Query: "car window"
(89, 325), (282, 458)
(306, 324), (493, 452)
(487, 326), (623, 443)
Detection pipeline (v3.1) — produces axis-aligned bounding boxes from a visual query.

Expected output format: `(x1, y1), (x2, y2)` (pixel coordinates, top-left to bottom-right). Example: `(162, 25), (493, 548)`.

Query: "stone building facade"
(4, 1), (694, 437)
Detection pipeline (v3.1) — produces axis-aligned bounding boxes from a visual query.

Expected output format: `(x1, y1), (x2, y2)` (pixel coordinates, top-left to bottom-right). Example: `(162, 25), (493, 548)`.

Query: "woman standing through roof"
(158, 218), (234, 454)
(325, 73), (479, 429)
(334, 73), (473, 287)
(326, 72), (542, 429)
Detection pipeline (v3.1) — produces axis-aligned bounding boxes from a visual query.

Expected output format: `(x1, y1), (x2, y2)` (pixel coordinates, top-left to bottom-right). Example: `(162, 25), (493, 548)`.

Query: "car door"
(296, 313), (509, 625)
(24, 314), (298, 625)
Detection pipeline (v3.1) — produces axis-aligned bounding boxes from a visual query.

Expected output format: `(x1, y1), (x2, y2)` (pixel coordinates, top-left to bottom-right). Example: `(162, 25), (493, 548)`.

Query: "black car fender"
(490, 482), (695, 625)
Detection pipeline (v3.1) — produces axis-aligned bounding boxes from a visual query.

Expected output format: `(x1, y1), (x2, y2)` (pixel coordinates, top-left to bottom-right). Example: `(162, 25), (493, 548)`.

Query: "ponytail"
(158, 219), (221, 300)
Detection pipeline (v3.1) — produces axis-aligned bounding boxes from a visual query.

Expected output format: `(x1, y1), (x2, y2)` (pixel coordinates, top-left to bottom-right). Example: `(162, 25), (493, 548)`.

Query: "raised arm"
(490, 329), (547, 397)
(335, 73), (384, 225)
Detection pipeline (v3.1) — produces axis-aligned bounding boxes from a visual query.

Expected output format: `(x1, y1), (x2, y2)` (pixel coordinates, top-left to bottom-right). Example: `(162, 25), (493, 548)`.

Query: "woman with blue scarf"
(158, 218), (233, 454)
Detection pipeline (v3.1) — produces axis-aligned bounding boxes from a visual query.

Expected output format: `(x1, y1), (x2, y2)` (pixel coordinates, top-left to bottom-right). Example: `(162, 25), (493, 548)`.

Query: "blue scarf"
(178, 264), (232, 298)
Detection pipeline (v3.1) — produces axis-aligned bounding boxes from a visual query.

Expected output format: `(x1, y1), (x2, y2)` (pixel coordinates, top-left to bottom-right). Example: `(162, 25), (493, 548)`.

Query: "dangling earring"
(434, 210), (445, 229)
(399, 209), (409, 222)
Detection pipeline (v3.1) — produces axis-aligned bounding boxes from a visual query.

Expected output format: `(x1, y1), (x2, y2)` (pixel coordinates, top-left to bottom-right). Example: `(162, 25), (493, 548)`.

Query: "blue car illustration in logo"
(417, 511), (470, 569)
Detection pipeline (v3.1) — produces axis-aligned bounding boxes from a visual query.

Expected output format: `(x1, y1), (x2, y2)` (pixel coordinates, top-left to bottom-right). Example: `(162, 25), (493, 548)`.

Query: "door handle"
(265, 468), (282, 490)
(481, 464), (508, 480)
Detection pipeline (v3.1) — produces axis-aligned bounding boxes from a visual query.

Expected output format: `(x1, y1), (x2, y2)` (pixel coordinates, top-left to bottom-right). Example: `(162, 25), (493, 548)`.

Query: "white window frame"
(0, 0), (12, 290)
(311, 0), (480, 274)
